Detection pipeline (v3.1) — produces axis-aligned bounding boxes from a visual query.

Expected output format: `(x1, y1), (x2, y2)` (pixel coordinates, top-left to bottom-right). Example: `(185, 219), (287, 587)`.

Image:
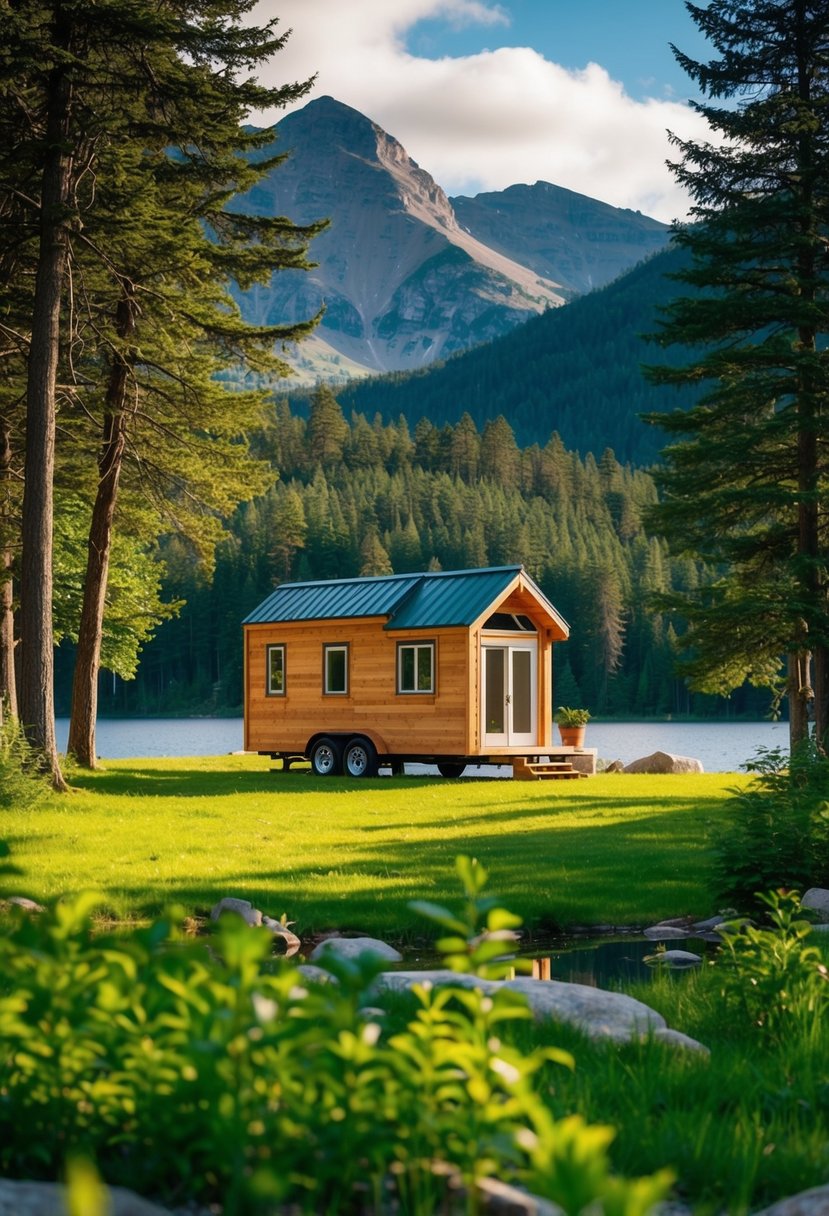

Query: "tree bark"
(19, 9), (72, 791)
(67, 292), (135, 767)
(0, 417), (18, 723)
(787, 650), (812, 752)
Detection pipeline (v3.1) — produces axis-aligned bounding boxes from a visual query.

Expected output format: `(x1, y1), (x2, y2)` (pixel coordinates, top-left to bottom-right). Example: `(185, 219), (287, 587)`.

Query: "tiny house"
(243, 564), (586, 777)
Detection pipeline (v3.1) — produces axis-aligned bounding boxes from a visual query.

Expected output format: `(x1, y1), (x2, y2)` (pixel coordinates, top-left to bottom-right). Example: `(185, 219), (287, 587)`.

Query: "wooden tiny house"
(243, 565), (591, 778)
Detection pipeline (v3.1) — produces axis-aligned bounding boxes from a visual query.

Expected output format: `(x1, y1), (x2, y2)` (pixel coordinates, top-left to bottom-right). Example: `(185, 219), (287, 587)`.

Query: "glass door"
(482, 641), (537, 747)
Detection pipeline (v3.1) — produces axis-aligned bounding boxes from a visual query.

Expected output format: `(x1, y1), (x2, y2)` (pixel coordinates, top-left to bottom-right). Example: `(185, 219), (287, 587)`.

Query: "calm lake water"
(54, 717), (789, 772)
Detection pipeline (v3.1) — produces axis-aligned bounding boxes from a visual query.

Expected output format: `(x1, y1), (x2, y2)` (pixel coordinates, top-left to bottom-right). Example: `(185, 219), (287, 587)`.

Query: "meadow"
(2, 756), (744, 934)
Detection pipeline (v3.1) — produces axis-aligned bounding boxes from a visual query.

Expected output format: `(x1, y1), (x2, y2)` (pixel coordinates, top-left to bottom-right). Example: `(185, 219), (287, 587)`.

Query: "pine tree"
(646, 0), (829, 747)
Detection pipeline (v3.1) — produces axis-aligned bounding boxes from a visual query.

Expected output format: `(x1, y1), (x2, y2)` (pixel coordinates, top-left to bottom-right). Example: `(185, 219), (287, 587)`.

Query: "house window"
(398, 642), (435, 694)
(266, 644), (285, 696)
(324, 644), (349, 695)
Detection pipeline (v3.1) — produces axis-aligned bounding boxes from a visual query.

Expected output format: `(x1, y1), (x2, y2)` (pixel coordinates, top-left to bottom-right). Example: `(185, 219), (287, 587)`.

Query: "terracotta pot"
(558, 725), (586, 748)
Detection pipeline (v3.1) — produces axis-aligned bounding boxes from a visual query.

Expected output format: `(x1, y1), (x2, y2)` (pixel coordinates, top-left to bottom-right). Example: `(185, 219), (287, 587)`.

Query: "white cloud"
(250, 0), (708, 223)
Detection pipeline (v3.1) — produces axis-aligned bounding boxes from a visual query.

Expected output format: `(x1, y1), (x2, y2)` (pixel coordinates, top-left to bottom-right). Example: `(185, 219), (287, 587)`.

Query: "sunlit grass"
(3, 755), (746, 935)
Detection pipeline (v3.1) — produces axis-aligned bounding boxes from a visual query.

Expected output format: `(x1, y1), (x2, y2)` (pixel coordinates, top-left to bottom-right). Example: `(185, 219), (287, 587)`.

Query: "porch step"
(512, 757), (589, 781)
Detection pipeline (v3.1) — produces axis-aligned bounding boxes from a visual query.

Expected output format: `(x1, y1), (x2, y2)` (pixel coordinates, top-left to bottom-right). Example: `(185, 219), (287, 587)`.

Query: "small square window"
(267, 644), (285, 696)
(398, 642), (435, 694)
(324, 644), (349, 695)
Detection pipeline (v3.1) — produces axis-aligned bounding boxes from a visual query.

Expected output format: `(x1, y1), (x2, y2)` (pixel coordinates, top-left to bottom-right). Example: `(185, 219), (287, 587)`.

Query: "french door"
(482, 641), (537, 748)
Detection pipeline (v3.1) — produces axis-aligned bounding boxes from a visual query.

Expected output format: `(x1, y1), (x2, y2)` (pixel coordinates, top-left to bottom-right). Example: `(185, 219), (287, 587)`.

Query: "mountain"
(235, 97), (671, 382)
(451, 181), (670, 298)
(288, 243), (699, 466)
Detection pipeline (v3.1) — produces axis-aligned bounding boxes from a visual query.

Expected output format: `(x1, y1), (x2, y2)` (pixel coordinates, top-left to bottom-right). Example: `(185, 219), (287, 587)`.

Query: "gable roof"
(243, 565), (569, 636)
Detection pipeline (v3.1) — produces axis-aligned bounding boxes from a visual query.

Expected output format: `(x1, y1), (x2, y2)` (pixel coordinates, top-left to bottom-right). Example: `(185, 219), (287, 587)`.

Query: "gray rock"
(646, 950), (702, 968)
(210, 897), (262, 927)
(310, 935), (403, 963)
(603, 758), (625, 773)
(692, 914), (727, 931)
(0, 1179), (172, 1216)
(752, 1184), (829, 1215)
(643, 924), (693, 940)
(651, 1027), (710, 1056)
(801, 888), (829, 923)
(624, 750), (704, 774)
(477, 1176), (564, 1215)
(7, 896), (45, 913)
(262, 915), (301, 956)
(374, 971), (665, 1043)
(296, 963), (339, 985)
(808, 922), (829, 934)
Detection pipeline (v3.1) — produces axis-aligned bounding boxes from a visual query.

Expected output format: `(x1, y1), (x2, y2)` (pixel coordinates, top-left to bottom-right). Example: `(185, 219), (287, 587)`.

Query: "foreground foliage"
(0, 857), (670, 1215)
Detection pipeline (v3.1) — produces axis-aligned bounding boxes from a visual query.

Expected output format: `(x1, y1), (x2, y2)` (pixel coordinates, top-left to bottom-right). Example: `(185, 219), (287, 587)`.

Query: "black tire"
(343, 736), (378, 778)
(389, 758), (405, 777)
(437, 761), (466, 779)
(309, 736), (342, 777)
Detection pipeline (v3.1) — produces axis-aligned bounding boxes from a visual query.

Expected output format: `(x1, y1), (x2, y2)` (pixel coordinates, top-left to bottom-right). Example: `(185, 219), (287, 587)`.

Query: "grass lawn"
(2, 755), (745, 936)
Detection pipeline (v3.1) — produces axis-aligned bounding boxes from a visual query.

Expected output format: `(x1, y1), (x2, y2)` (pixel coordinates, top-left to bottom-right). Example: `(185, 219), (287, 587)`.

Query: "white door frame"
(481, 638), (538, 748)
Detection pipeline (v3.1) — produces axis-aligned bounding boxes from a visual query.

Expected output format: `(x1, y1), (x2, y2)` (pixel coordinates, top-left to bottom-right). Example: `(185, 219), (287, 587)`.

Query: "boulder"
(262, 916), (301, 956)
(210, 897), (262, 927)
(643, 924), (693, 940)
(651, 1027), (710, 1056)
(646, 950), (702, 968)
(0, 1179), (172, 1216)
(603, 759), (625, 773)
(692, 914), (728, 932)
(374, 971), (666, 1043)
(310, 935), (403, 963)
(752, 1184), (829, 1216)
(7, 896), (46, 914)
(624, 750), (704, 774)
(801, 887), (829, 923)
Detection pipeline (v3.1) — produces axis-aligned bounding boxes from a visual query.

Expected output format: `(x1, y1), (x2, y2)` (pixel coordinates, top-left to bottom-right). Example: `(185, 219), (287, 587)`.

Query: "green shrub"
(714, 740), (829, 910)
(0, 713), (49, 811)
(0, 854), (671, 1215)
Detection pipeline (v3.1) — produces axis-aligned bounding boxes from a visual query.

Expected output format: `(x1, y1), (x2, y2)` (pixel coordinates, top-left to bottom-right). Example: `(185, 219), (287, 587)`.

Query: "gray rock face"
(624, 751), (704, 774)
(310, 935), (403, 963)
(801, 888), (829, 923)
(648, 950), (702, 968)
(752, 1184), (829, 1215)
(651, 1027), (710, 1056)
(643, 924), (694, 940)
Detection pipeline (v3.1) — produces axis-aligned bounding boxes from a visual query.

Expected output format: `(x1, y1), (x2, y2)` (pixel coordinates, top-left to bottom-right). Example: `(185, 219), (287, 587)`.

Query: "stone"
(752, 1184), (829, 1215)
(209, 897), (262, 927)
(261, 916), (301, 956)
(643, 924), (693, 940)
(310, 935), (403, 963)
(0, 1179), (172, 1216)
(7, 896), (46, 913)
(801, 888), (829, 923)
(603, 759), (625, 773)
(650, 1027), (710, 1056)
(296, 963), (339, 985)
(692, 914), (728, 931)
(646, 950), (702, 968)
(476, 1176), (564, 1215)
(374, 971), (665, 1043)
(623, 750), (704, 774)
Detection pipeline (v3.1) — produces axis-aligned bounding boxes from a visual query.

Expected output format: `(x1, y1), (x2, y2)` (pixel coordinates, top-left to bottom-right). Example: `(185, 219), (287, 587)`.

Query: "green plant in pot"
(556, 706), (590, 747)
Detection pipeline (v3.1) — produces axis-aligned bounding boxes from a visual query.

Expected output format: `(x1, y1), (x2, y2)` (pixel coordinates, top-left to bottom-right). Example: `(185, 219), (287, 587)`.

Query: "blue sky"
(254, 1), (715, 222)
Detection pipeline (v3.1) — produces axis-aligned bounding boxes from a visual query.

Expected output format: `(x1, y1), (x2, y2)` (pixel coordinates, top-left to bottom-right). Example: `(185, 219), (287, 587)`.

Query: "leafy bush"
(715, 889), (829, 1043)
(714, 741), (829, 909)
(0, 854), (671, 1215)
(0, 713), (49, 811)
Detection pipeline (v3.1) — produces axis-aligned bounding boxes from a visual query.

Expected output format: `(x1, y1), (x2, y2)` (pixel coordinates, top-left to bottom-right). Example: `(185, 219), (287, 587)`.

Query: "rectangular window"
(398, 642), (435, 694)
(266, 644), (285, 696)
(324, 644), (349, 695)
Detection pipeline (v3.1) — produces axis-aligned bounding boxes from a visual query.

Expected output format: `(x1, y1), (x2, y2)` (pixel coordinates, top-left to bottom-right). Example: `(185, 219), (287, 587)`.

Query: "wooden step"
(512, 758), (589, 781)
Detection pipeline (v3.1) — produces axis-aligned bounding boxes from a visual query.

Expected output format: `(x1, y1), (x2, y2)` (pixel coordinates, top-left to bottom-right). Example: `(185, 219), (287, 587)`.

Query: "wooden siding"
(245, 619), (473, 756)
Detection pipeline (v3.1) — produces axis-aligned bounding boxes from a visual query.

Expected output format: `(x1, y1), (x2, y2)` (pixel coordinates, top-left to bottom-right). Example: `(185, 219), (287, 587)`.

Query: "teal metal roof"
(243, 566), (526, 628)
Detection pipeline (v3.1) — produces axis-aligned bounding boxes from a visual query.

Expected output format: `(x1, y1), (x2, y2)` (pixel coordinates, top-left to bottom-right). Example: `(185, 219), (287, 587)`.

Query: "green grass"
(3, 755), (745, 935)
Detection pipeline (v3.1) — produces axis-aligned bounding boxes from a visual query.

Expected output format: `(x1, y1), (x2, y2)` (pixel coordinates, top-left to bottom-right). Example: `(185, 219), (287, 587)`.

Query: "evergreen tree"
(645, 0), (829, 748)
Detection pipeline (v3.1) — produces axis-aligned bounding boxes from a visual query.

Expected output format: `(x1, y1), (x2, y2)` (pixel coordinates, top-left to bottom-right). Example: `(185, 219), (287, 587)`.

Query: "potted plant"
(556, 706), (590, 748)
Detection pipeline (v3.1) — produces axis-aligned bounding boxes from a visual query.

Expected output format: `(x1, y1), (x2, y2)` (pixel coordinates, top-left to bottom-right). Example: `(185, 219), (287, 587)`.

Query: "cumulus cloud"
(250, 0), (709, 223)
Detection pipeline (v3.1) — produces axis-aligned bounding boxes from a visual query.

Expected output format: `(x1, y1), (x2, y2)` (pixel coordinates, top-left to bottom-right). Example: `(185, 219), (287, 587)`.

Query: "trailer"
(243, 565), (594, 778)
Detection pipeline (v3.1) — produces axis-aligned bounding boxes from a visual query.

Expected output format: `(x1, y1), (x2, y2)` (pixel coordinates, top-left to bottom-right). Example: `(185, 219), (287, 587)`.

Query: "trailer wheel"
(343, 737), (378, 778)
(309, 736), (342, 777)
(437, 761), (466, 779)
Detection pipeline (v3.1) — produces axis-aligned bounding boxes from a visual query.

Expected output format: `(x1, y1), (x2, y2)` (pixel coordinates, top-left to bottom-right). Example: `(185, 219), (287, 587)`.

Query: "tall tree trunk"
(67, 293), (135, 767)
(19, 13), (72, 792)
(787, 650), (812, 752)
(0, 417), (18, 722)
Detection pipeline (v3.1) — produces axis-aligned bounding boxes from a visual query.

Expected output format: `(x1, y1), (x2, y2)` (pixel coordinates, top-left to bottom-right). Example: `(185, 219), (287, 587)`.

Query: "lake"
(54, 717), (789, 772)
